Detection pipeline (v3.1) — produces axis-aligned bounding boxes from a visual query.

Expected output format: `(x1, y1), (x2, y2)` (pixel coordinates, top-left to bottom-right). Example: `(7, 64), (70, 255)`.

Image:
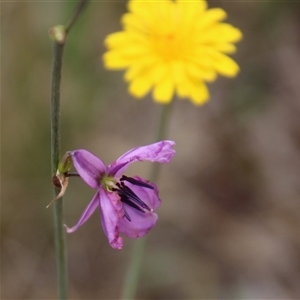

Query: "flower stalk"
(51, 36), (67, 300)
(50, 1), (89, 299)
(121, 102), (174, 300)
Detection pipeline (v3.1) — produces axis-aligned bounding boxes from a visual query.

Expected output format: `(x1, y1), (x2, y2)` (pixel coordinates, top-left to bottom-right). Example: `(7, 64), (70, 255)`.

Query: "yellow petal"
(189, 81), (209, 105)
(216, 24), (243, 43)
(196, 8), (227, 31)
(150, 62), (169, 84)
(157, 1), (176, 33)
(103, 51), (132, 69)
(128, 0), (173, 33)
(128, 1), (155, 18)
(104, 32), (128, 48)
(176, 80), (190, 98)
(171, 61), (185, 84)
(128, 75), (153, 98)
(176, 0), (207, 16)
(125, 66), (142, 82)
(176, 79), (209, 105)
(124, 64), (145, 82)
(105, 31), (149, 53)
(187, 48), (214, 69)
(104, 36), (151, 69)
(124, 55), (159, 81)
(198, 23), (242, 44)
(122, 13), (147, 33)
(153, 75), (174, 103)
(114, 46), (150, 57)
(213, 43), (237, 54)
(175, 0), (207, 36)
(185, 61), (217, 82)
(206, 50), (239, 76)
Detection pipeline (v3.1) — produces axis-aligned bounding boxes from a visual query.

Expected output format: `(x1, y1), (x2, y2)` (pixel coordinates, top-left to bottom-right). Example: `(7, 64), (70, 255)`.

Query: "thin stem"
(51, 40), (67, 300)
(65, 0), (89, 33)
(149, 102), (174, 182)
(50, 1), (89, 299)
(121, 101), (174, 300)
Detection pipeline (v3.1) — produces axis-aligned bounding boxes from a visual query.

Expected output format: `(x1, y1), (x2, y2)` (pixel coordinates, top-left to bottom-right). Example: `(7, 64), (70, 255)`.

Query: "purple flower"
(65, 140), (175, 249)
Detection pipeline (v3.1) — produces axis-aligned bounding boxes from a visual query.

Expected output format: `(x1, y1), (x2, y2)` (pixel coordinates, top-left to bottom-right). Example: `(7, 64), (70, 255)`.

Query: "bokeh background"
(2, 1), (300, 299)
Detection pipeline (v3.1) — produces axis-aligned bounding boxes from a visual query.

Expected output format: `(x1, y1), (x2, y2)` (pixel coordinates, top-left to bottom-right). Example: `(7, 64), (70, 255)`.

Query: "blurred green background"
(2, 1), (300, 299)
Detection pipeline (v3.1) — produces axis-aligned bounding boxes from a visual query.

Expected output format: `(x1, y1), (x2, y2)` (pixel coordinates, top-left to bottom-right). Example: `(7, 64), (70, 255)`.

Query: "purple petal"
(108, 140), (176, 176)
(118, 177), (161, 238)
(68, 149), (106, 188)
(118, 208), (158, 239)
(65, 191), (99, 233)
(99, 188), (124, 249)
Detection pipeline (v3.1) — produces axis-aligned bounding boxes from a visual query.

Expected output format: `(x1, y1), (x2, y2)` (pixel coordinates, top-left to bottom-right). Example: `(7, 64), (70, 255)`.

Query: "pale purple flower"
(65, 140), (175, 249)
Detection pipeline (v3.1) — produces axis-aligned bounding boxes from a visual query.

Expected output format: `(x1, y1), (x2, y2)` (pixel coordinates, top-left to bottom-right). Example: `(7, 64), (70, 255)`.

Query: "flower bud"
(49, 25), (66, 44)
(58, 153), (72, 174)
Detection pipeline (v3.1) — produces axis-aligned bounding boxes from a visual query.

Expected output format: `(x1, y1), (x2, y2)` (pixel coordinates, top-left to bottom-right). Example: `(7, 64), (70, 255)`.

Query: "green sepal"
(57, 153), (72, 174)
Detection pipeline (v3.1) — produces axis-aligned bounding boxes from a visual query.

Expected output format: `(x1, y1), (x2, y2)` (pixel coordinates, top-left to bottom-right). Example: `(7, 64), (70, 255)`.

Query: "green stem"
(149, 102), (174, 182)
(121, 102), (174, 300)
(51, 39), (67, 300)
(50, 1), (89, 299)
(65, 0), (89, 33)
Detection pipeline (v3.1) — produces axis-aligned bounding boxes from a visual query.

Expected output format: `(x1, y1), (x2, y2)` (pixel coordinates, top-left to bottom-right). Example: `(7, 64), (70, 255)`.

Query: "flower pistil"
(101, 175), (118, 192)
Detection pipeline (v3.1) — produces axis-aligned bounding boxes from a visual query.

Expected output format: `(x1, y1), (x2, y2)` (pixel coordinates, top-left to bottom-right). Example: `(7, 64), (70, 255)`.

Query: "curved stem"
(50, 1), (89, 299)
(121, 101), (174, 300)
(65, 0), (89, 33)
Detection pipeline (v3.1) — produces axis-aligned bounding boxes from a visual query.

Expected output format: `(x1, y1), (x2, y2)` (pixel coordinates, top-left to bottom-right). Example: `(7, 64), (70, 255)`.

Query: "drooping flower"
(103, 0), (242, 105)
(64, 140), (175, 249)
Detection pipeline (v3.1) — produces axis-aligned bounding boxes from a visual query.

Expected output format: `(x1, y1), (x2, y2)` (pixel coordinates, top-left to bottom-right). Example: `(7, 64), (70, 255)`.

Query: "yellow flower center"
(152, 32), (185, 61)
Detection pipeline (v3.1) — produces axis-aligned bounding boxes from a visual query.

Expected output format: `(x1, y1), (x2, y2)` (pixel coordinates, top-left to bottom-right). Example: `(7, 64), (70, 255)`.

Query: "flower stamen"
(120, 175), (154, 190)
(113, 180), (153, 221)
(118, 182), (152, 211)
(119, 194), (145, 214)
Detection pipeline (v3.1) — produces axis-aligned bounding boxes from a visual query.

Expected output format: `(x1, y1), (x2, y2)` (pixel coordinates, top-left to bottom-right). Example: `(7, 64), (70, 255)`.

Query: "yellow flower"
(103, 0), (242, 105)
